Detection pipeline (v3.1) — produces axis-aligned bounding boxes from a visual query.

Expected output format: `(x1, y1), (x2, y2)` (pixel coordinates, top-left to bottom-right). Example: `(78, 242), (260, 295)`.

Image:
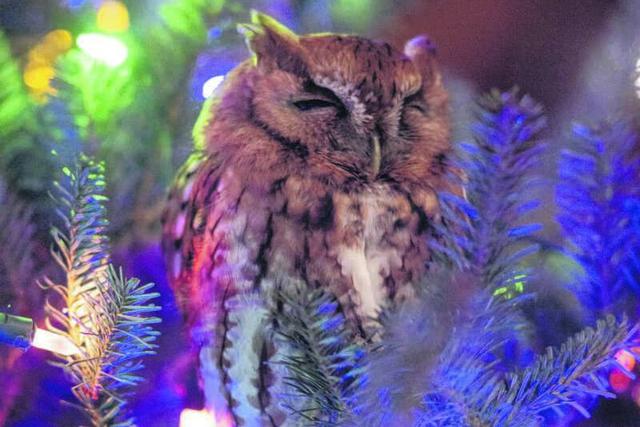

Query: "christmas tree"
(0, 1), (639, 426)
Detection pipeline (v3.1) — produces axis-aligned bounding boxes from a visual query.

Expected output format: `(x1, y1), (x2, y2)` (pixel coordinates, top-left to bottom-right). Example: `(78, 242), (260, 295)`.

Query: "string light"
(77, 33), (128, 67)
(31, 328), (80, 356)
(97, 1), (130, 32)
(179, 409), (217, 427)
(179, 408), (235, 427)
(23, 65), (56, 93)
(493, 273), (527, 298)
(0, 311), (79, 356)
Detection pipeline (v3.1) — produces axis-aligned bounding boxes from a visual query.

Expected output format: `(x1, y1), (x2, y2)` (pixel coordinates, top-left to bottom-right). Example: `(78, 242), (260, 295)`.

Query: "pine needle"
(43, 155), (161, 426)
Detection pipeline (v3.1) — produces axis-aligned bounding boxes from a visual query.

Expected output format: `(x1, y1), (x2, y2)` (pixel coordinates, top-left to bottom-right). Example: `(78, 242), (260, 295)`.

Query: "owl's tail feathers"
(199, 293), (290, 427)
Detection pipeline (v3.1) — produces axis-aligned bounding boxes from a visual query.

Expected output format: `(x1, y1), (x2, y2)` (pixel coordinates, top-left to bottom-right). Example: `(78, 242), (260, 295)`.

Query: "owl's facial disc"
(229, 11), (450, 187)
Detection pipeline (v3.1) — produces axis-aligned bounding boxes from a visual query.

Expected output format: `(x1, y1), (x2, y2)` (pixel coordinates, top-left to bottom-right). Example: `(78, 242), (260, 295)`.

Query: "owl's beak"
(370, 133), (381, 179)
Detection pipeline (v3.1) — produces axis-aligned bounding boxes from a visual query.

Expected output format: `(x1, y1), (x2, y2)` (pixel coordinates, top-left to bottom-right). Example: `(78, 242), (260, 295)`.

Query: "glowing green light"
(332, 0), (374, 31)
(77, 33), (128, 67)
(493, 287), (507, 296)
(493, 274), (527, 298)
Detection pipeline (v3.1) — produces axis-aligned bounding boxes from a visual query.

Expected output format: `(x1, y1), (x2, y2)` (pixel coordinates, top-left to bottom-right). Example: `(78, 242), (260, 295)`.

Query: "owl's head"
(201, 11), (450, 190)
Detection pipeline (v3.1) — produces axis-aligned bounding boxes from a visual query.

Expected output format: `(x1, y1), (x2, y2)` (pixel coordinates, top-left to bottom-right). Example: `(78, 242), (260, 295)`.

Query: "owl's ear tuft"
(404, 34), (441, 87)
(238, 10), (307, 74)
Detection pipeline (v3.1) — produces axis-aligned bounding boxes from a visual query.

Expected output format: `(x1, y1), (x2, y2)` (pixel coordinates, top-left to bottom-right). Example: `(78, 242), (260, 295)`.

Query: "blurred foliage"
(558, 122), (640, 318)
(0, 190), (43, 427)
(0, 0), (229, 245)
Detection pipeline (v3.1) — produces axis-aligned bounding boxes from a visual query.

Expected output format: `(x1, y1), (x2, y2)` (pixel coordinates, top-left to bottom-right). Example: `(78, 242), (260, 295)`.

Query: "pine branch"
(417, 304), (636, 426)
(483, 315), (636, 426)
(434, 89), (545, 294)
(44, 155), (111, 351)
(272, 280), (366, 425)
(71, 266), (161, 427)
(416, 286), (530, 426)
(272, 89), (636, 426)
(557, 121), (640, 315)
(43, 155), (161, 426)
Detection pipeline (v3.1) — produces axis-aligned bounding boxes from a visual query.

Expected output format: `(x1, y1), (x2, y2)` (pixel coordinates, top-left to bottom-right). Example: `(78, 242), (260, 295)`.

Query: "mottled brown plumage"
(162, 11), (454, 426)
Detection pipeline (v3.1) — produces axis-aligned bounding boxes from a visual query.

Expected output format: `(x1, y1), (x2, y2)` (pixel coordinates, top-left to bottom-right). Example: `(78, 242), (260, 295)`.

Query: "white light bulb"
(31, 328), (80, 356)
(179, 408), (216, 427)
(77, 33), (128, 67)
(202, 75), (225, 99)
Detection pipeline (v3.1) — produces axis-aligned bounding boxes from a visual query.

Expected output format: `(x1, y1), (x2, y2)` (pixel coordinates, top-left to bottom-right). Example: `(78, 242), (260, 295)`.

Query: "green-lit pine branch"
(273, 280), (366, 425)
(43, 155), (161, 426)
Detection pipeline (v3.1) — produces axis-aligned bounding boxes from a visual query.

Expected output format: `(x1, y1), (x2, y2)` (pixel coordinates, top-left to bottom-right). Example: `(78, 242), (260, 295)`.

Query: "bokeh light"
(23, 65), (55, 93)
(615, 349), (637, 372)
(77, 33), (128, 67)
(202, 75), (225, 99)
(610, 369), (633, 393)
(97, 1), (130, 32)
(43, 29), (73, 54)
(23, 29), (73, 101)
(635, 57), (640, 98)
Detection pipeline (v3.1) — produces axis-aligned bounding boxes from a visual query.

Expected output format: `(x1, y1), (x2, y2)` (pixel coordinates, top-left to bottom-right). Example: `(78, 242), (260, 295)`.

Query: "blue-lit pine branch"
(434, 89), (545, 295)
(272, 280), (366, 425)
(43, 155), (161, 426)
(557, 122), (640, 316)
(482, 315), (636, 426)
(417, 290), (530, 426)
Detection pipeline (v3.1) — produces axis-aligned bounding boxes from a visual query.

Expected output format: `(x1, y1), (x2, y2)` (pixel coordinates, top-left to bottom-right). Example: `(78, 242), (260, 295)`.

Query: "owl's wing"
(162, 151), (220, 325)
(163, 152), (283, 424)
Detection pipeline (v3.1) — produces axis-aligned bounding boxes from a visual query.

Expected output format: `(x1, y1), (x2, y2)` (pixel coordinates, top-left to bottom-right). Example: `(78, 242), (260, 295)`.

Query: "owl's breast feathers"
(163, 152), (441, 337)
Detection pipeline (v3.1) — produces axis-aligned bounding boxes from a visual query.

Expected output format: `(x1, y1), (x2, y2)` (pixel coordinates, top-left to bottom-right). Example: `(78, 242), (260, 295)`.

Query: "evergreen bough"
(43, 156), (161, 427)
(557, 121), (640, 316)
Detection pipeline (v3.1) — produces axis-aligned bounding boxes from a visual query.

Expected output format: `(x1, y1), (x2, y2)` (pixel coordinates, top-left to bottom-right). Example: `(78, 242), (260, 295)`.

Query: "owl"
(162, 11), (453, 426)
